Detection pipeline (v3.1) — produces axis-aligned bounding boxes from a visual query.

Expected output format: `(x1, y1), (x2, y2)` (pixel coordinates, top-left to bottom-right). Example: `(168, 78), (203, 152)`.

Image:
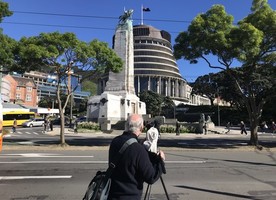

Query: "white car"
(22, 118), (45, 127)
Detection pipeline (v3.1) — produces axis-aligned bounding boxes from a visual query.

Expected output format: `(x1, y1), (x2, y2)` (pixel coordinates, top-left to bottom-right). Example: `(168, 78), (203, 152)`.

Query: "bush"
(77, 122), (100, 131)
(159, 125), (195, 134)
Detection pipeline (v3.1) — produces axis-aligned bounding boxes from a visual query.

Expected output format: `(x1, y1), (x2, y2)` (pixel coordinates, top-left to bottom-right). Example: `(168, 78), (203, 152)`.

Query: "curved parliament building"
(133, 25), (189, 102)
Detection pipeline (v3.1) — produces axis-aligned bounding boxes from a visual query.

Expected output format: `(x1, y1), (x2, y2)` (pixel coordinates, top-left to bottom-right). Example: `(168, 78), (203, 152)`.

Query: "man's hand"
(158, 150), (165, 161)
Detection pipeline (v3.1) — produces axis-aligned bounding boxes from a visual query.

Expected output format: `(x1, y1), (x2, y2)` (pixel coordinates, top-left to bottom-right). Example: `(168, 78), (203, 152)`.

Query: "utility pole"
(217, 88), (221, 127)
(67, 61), (74, 128)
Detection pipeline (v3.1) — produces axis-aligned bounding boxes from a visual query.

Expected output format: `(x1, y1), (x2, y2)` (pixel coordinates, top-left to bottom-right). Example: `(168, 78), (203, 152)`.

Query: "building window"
(16, 93), (21, 99)
(27, 86), (32, 92)
(26, 94), (32, 101)
(16, 86), (21, 90)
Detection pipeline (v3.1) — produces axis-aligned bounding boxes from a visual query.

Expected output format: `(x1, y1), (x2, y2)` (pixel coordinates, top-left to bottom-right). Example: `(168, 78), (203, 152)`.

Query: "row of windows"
(16, 94), (32, 101)
(134, 50), (175, 60)
(134, 70), (183, 79)
(134, 39), (171, 49)
(134, 57), (177, 67)
(16, 86), (33, 91)
(134, 44), (172, 54)
(134, 64), (180, 74)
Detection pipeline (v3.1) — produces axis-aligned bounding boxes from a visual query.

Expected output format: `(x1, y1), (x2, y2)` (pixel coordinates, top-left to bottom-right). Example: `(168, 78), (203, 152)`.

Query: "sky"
(1, 0), (275, 82)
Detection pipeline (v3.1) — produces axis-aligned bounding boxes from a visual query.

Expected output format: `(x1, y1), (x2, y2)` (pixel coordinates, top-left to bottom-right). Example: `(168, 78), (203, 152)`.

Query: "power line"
(3, 21), (115, 31)
(13, 10), (192, 24)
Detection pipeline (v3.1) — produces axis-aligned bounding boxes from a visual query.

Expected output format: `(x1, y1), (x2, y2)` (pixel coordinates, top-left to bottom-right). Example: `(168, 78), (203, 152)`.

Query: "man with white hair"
(108, 114), (165, 200)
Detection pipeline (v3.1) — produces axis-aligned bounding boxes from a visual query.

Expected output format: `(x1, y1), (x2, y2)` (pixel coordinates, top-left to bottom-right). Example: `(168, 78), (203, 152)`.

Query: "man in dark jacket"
(108, 114), (165, 200)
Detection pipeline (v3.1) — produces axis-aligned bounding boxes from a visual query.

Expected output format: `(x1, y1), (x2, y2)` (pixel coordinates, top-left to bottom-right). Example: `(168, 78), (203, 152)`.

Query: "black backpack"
(83, 138), (137, 200)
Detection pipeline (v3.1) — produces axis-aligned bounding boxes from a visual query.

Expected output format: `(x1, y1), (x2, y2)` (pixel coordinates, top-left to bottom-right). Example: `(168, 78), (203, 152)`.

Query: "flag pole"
(141, 5), (144, 25)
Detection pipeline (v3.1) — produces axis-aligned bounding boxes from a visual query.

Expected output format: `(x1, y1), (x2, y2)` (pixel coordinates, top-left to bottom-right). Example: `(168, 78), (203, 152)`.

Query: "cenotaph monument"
(87, 9), (146, 130)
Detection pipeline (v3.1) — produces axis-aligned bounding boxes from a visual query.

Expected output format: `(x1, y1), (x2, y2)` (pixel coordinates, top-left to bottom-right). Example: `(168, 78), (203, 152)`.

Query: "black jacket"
(108, 131), (163, 200)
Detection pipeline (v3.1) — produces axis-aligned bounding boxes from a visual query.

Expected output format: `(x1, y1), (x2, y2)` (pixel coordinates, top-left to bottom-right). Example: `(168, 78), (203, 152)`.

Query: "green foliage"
(0, 1), (13, 23)
(159, 125), (195, 134)
(11, 31), (123, 144)
(0, 34), (16, 67)
(191, 73), (218, 105)
(77, 122), (100, 131)
(139, 90), (163, 117)
(139, 90), (175, 118)
(173, 0), (276, 146)
(82, 80), (97, 96)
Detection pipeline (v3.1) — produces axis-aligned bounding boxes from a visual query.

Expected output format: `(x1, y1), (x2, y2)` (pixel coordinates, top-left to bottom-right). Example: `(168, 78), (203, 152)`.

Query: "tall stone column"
(172, 80), (175, 97)
(167, 78), (171, 96)
(137, 75), (140, 94)
(165, 79), (168, 96)
(104, 18), (135, 95)
(176, 79), (179, 97)
(148, 76), (151, 90)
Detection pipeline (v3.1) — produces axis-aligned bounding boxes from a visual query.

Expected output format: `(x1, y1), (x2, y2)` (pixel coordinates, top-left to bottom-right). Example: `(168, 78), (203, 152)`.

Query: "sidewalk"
(47, 126), (245, 139)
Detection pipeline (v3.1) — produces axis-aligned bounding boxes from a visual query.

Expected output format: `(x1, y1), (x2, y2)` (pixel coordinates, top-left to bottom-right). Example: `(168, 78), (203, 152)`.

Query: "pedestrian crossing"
(4, 130), (46, 137)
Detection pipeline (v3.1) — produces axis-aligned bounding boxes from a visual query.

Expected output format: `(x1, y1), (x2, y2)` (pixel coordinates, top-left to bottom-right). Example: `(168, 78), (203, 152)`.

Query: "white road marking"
(26, 132), (32, 135)
(0, 153), (94, 158)
(0, 160), (205, 164)
(0, 176), (72, 180)
(0, 161), (107, 164)
(166, 161), (206, 164)
(17, 141), (34, 145)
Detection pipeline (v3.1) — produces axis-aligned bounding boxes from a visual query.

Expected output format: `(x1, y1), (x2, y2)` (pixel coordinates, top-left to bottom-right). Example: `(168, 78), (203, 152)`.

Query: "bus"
(3, 111), (35, 127)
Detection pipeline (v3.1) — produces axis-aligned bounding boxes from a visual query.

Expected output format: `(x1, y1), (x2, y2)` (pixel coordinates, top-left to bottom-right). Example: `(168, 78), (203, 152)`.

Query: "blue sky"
(1, 0), (275, 82)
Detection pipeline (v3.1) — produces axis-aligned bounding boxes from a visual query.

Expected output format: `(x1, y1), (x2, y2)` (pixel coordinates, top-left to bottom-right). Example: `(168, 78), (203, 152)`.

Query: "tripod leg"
(160, 176), (170, 200)
(144, 184), (152, 200)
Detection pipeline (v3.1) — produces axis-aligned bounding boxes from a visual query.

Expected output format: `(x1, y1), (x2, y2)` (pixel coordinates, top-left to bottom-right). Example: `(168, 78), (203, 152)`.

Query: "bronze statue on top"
(119, 9), (134, 24)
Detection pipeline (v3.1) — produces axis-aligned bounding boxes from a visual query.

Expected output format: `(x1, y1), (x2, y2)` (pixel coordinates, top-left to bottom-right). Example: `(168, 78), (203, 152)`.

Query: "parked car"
(22, 118), (45, 127)
(52, 117), (70, 125)
(76, 116), (87, 123)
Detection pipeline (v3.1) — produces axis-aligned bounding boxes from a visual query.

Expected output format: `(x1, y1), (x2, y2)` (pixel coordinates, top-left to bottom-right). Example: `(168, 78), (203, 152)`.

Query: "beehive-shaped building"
(132, 24), (189, 102)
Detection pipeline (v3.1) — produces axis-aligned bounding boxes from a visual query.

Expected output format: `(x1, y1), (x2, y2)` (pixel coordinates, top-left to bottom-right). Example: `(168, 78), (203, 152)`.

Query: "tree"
(82, 80), (97, 96)
(191, 73), (218, 106)
(0, 1), (12, 24)
(174, 0), (276, 147)
(0, 1), (15, 68)
(12, 32), (123, 146)
(160, 96), (175, 118)
(139, 90), (163, 117)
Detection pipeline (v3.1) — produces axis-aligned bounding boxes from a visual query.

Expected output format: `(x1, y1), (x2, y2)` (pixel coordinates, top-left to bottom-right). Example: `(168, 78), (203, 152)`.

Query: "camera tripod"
(144, 176), (170, 200)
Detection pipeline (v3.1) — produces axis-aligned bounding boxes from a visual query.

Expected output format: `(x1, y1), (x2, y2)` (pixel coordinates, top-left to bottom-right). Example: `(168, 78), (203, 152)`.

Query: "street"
(0, 149), (276, 200)
(1, 127), (276, 200)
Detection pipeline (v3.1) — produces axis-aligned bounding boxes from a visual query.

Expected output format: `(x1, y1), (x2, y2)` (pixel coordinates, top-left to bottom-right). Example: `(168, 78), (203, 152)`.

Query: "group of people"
(107, 114), (165, 200)
(43, 118), (53, 133)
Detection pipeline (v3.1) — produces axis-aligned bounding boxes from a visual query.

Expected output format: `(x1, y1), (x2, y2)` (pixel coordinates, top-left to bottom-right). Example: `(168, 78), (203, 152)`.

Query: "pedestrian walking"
(12, 118), (17, 133)
(74, 120), (78, 134)
(240, 121), (247, 135)
(225, 122), (231, 134)
(176, 120), (180, 136)
(203, 122), (208, 135)
(271, 121), (276, 134)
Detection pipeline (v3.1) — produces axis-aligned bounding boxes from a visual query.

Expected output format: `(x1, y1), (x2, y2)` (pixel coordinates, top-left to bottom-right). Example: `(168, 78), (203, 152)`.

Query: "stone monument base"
(87, 92), (146, 131)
